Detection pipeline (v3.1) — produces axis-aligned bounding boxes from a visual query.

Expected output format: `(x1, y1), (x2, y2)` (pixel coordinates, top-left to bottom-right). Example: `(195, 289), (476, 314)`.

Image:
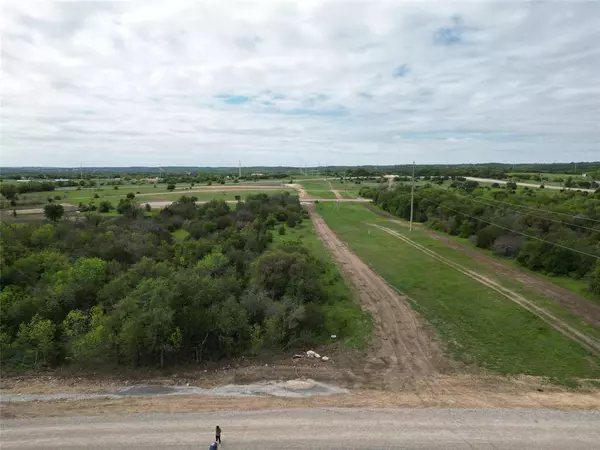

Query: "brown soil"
(285, 183), (308, 199)
(371, 223), (600, 357)
(326, 181), (343, 200)
(3, 374), (600, 419)
(387, 218), (600, 329)
(307, 205), (448, 390)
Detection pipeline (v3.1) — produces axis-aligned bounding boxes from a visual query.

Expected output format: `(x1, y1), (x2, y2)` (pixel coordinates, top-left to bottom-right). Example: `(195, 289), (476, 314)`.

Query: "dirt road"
(370, 223), (600, 357)
(326, 180), (343, 199)
(3, 408), (599, 449)
(285, 183), (309, 198)
(307, 205), (446, 389)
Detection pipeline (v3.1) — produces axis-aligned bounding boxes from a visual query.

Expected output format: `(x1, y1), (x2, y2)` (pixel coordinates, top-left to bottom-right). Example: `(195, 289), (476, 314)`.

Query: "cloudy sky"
(1, 1), (599, 167)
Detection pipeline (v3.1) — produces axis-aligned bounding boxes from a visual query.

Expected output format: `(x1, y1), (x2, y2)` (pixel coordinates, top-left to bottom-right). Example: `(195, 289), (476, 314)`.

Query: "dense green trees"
(0, 193), (346, 371)
(43, 204), (64, 222)
(370, 183), (600, 297)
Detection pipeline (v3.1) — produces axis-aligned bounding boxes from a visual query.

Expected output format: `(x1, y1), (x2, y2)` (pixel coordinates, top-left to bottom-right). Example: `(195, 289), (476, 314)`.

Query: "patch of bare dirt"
(0, 347), (367, 395)
(326, 181), (343, 200)
(2, 375), (599, 419)
(306, 205), (448, 390)
(285, 183), (308, 199)
(387, 218), (600, 329)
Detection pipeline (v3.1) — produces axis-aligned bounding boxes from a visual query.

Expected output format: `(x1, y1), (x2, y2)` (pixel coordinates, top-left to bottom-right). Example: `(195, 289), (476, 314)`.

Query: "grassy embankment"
(316, 202), (600, 383)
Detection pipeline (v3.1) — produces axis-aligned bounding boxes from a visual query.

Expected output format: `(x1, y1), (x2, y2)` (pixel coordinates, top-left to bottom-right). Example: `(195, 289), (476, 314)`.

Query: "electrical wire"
(450, 190), (600, 223)
(420, 197), (600, 260)
(448, 192), (600, 232)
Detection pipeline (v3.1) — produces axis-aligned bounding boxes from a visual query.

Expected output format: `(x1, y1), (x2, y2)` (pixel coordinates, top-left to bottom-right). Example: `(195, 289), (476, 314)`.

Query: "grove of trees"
(1, 193), (354, 370)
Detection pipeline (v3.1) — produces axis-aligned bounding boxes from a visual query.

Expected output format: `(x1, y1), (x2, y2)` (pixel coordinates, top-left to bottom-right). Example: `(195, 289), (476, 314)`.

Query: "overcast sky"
(1, 1), (599, 167)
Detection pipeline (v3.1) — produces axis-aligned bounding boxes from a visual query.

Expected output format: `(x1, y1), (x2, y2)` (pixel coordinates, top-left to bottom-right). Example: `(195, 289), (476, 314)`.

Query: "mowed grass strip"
(316, 202), (600, 380)
(274, 220), (372, 350)
(380, 220), (600, 342)
(306, 190), (337, 199)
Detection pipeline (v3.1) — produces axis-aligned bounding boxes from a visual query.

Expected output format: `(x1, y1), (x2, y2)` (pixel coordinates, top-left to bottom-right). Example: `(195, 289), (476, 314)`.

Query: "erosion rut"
(307, 206), (445, 388)
(370, 223), (600, 357)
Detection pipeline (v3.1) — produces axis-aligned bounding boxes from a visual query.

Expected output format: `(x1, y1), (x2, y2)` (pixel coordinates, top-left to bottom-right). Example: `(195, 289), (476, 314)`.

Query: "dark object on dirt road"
(216, 425), (222, 444)
(209, 441), (218, 450)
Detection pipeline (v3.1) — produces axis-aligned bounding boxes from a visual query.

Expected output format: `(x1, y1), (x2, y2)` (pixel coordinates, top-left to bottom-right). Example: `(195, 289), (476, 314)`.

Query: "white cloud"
(1, 0), (599, 167)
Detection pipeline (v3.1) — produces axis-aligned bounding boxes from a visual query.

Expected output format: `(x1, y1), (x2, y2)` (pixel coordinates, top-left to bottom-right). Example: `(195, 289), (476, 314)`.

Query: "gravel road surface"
(3, 408), (599, 449)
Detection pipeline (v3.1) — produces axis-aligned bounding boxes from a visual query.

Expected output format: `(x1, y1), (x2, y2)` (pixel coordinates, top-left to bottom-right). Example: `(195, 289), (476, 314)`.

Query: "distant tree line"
(0, 193), (353, 370)
(0, 181), (56, 200)
(3, 162), (599, 182)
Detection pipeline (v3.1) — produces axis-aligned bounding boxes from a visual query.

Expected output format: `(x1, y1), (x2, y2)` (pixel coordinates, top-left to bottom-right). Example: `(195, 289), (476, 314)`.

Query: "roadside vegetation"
(0, 193), (362, 372)
(317, 203), (600, 382)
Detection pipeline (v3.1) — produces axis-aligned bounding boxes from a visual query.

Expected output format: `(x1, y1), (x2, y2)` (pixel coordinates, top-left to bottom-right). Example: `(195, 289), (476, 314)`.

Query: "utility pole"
(238, 160), (241, 178)
(409, 161), (415, 232)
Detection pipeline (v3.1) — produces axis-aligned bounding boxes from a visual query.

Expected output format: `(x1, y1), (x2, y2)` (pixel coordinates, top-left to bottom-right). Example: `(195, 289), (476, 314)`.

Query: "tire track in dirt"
(285, 184), (309, 199)
(370, 223), (600, 357)
(307, 205), (445, 389)
(386, 218), (600, 329)
(326, 181), (343, 200)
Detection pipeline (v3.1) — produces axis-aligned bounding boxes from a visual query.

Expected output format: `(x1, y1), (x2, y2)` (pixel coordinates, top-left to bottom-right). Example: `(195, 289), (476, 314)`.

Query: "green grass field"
(306, 190), (337, 199)
(380, 219), (600, 340)
(128, 189), (294, 203)
(4, 184), (295, 209)
(316, 202), (600, 382)
(273, 220), (371, 350)
(172, 229), (190, 243)
(297, 178), (375, 199)
(390, 221), (600, 307)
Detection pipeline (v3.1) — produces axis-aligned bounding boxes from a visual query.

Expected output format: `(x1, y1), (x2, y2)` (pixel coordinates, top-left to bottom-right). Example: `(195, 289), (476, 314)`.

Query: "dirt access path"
(285, 183), (309, 199)
(4, 408), (600, 449)
(370, 223), (600, 357)
(326, 180), (343, 200)
(307, 205), (446, 389)
(386, 218), (600, 329)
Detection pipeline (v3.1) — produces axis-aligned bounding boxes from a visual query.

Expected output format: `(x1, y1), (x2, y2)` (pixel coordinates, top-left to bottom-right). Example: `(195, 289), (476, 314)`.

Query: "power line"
(420, 197), (600, 260)
(451, 190), (600, 224)
(448, 192), (600, 232)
